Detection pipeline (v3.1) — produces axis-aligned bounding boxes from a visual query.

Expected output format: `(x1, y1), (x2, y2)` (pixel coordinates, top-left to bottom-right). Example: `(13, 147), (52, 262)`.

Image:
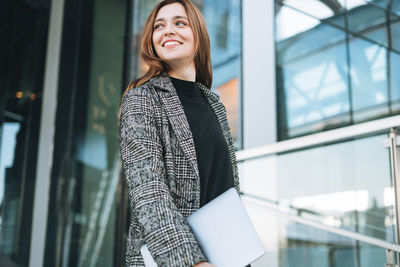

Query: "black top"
(170, 76), (234, 207)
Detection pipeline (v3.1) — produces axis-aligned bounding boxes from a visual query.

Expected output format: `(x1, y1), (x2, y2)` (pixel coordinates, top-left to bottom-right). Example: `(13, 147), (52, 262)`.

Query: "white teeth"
(164, 41), (180, 47)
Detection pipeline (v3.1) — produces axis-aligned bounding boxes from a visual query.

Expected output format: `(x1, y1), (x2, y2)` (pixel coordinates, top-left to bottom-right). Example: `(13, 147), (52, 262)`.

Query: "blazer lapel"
(150, 73), (200, 179)
(198, 83), (240, 192)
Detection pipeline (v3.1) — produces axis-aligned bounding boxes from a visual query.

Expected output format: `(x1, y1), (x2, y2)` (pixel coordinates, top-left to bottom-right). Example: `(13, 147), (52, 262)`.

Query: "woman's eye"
(176, 21), (186, 26)
(154, 24), (163, 29)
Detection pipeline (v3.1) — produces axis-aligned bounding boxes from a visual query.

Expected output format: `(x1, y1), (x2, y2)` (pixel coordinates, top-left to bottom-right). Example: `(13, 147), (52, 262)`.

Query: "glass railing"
(242, 197), (397, 267)
(239, 133), (395, 243)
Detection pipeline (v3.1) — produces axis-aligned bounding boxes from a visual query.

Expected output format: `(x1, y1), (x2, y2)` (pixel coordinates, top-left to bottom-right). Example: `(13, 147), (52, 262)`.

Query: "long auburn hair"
(123, 0), (212, 96)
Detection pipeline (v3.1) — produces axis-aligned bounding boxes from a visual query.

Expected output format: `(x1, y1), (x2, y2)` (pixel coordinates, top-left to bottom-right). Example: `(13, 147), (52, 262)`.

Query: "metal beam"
(29, 0), (65, 266)
(237, 115), (400, 161)
(320, 0), (343, 13)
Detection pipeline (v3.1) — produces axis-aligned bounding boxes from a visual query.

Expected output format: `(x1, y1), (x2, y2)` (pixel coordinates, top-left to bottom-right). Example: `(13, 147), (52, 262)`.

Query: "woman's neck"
(168, 61), (196, 82)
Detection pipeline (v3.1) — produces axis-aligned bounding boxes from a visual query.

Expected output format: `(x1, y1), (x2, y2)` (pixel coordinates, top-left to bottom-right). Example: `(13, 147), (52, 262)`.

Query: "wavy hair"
(123, 0), (212, 96)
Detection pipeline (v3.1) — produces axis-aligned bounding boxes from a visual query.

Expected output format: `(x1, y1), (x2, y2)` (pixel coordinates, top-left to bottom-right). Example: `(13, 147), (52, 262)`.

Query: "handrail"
(242, 193), (400, 253)
(236, 115), (400, 162)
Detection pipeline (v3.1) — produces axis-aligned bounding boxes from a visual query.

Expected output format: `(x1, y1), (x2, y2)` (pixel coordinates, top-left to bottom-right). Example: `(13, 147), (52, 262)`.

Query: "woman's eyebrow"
(154, 15), (188, 23)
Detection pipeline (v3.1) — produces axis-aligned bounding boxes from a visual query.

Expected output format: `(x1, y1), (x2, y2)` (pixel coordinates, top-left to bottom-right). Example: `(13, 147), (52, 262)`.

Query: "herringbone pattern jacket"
(119, 72), (240, 267)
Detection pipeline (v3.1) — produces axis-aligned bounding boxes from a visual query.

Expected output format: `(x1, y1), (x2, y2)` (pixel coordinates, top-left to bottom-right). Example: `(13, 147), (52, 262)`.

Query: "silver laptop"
(187, 187), (265, 267)
(141, 188), (265, 267)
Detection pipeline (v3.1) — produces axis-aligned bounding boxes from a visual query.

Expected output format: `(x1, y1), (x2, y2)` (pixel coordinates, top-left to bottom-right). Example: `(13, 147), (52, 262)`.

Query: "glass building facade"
(1, 0), (400, 266)
(240, 0), (400, 266)
(276, 0), (400, 139)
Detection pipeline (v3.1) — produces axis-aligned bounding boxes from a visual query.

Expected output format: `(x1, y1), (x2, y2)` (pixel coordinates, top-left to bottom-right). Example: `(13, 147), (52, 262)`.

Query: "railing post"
(386, 249), (397, 267)
(387, 128), (400, 265)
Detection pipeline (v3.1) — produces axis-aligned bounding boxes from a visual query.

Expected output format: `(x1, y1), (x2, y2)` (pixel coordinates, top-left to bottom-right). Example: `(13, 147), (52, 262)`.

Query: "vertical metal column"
(388, 128), (400, 265)
(29, 0), (65, 266)
(386, 249), (397, 267)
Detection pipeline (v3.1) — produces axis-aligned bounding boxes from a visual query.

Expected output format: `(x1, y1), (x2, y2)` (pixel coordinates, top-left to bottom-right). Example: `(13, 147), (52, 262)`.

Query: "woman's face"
(152, 3), (195, 68)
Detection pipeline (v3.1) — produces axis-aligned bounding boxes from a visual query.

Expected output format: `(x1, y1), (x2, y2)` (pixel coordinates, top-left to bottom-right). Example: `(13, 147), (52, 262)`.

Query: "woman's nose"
(164, 24), (175, 36)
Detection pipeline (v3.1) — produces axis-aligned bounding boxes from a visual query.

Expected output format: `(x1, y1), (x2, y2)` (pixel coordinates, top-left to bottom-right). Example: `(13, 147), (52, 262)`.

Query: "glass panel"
(279, 0), (346, 28)
(0, 0), (51, 266)
(349, 33), (389, 121)
(276, 4), (326, 45)
(392, 21), (400, 53)
(276, 0), (398, 139)
(392, 0), (400, 17)
(391, 50), (400, 110)
(243, 202), (390, 267)
(276, 13), (349, 138)
(276, 2), (350, 139)
(344, 0), (369, 10)
(206, 0), (241, 145)
(347, 1), (388, 46)
(129, 0), (242, 147)
(43, 0), (127, 266)
(0, 122), (21, 256)
(239, 134), (395, 242)
(365, 0), (391, 10)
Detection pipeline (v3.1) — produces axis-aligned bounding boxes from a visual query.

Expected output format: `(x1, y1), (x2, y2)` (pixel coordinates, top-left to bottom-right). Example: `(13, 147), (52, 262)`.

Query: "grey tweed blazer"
(119, 72), (240, 267)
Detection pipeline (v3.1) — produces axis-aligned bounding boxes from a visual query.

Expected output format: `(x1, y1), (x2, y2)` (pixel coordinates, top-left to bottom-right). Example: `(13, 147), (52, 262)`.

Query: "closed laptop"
(187, 187), (265, 267)
(141, 187), (265, 267)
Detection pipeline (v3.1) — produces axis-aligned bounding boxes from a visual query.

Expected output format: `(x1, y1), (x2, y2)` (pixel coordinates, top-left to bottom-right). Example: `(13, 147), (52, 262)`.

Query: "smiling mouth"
(163, 41), (182, 47)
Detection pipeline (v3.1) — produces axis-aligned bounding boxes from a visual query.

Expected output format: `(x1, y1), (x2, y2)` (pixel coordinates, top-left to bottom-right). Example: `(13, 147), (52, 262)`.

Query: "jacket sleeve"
(119, 89), (207, 267)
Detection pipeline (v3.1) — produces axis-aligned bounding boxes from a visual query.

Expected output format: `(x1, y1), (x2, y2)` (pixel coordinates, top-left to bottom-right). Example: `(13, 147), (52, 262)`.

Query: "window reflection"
(277, 23), (349, 137)
(344, 0), (368, 10)
(43, 0), (127, 266)
(392, 21), (400, 52)
(0, 123), (20, 205)
(347, 5), (388, 46)
(393, 0), (400, 16)
(282, 0), (335, 20)
(349, 34), (389, 121)
(391, 51), (400, 110)
(276, 5), (321, 42)
(0, 122), (21, 257)
(276, 0), (400, 139)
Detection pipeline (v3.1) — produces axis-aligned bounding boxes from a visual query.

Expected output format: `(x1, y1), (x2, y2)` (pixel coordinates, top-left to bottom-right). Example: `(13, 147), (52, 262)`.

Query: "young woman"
(119, 0), (241, 266)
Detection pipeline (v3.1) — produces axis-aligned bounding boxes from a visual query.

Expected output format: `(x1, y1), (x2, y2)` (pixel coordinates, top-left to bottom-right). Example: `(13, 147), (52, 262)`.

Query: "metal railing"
(236, 114), (400, 162)
(242, 194), (400, 266)
(236, 115), (400, 266)
(242, 194), (400, 252)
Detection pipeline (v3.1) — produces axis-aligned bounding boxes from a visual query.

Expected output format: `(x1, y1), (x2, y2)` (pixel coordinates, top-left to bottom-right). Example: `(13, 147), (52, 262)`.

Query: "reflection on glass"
(276, 4), (322, 43)
(391, 51), (400, 110)
(0, 0), (50, 265)
(276, 0), (400, 139)
(349, 34), (388, 121)
(244, 200), (389, 267)
(282, 0), (334, 19)
(239, 134), (395, 242)
(365, 0), (391, 10)
(345, 0), (368, 10)
(204, 0), (241, 144)
(347, 3), (388, 46)
(0, 123), (21, 256)
(277, 25), (349, 137)
(0, 123), (20, 206)
(68, 1), (125, 265)
(43, 0), (126, 266)
(279, 0), (346, 29)
(393, 0), (400, 16)
(392, 21), (400, 52)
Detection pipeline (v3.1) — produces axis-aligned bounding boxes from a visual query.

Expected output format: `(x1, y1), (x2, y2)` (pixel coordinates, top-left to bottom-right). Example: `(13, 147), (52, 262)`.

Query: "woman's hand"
(193, 262), (217, 267)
